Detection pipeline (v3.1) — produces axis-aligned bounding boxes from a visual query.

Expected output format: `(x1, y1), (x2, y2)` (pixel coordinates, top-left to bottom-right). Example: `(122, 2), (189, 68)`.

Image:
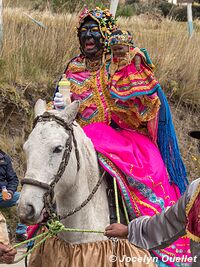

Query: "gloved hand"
(53, 92), (65, 110)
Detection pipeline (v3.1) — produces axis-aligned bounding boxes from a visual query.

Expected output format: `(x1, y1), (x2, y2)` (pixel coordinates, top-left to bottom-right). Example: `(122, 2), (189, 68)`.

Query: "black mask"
(78, 20), (103, 58)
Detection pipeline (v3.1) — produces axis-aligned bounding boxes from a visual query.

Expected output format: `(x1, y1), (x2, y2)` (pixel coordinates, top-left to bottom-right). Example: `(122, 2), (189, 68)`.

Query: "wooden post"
(110, 0), (119, 18)
(177, 0), (193, 37)
(187, 3), (193, 37)
(0, 0), (3, 51)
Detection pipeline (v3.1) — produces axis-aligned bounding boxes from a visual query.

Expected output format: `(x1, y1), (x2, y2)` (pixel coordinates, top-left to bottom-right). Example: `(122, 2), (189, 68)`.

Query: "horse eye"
(53, 145), (64, 153)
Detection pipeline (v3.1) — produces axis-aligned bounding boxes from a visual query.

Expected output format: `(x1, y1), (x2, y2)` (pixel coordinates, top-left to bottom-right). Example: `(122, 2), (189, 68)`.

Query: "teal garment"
(140, 47), (154, 66)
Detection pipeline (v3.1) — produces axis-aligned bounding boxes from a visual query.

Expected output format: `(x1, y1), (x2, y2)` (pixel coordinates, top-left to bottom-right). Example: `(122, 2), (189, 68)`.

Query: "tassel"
(157, 86), (188, 194)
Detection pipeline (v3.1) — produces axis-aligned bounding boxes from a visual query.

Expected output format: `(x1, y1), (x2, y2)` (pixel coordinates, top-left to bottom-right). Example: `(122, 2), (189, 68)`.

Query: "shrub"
(158, 1), (174, 17)
(116, 4), (135, 17)
(171, 6), (187, 21)
(169, 5), (200, 21)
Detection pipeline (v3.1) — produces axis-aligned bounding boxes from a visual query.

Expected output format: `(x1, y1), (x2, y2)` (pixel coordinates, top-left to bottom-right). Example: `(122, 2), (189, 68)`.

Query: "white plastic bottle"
(58, 74), (71, 106)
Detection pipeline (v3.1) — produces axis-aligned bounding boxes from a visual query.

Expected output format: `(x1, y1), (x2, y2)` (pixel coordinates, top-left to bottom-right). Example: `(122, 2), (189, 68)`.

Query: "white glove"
(53, 92), (65, 110)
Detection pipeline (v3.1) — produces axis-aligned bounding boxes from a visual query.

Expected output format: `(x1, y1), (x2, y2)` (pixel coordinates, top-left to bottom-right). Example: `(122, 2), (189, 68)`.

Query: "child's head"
(109, 30), (134, 58)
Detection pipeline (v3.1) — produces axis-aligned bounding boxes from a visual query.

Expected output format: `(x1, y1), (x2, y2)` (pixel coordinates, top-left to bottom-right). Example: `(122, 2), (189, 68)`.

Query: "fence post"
(0, 0), (3, 51)
(187, 3), (193, 37)
(110, 0), (119, 18)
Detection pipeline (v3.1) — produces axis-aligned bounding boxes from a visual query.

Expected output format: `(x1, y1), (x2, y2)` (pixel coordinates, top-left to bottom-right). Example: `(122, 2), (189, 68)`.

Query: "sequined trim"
(98, 153), (140, 219)
(127, 176), (165, 211)
(151, 250), (192, 267)
(68, 60), (86, 73)
(79, 110), (99, 121)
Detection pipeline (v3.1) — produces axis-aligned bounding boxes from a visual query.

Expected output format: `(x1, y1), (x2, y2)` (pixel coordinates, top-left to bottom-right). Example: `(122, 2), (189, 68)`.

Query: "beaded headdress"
(109, 30), (134, 47)
(77, 7), (117, 51)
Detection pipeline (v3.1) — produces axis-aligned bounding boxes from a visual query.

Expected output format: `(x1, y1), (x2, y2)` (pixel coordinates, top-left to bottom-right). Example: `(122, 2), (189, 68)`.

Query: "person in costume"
(105, 130), (200, 267)
(53, 7), (191, 266)
(109, 29), (161, 143)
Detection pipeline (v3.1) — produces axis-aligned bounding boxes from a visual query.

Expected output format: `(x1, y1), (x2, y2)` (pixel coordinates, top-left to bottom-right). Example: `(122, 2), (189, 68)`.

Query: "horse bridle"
(21, 112), (106, 220)
(21, 112), (80, 218)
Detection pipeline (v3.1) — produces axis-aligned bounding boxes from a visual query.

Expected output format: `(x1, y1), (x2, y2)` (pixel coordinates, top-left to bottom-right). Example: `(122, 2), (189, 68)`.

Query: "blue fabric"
(0, 150), (19, 194)
(157, 86), (188, 194)
(0, 191), (20, 207)
(16, 223), (27, 235)
(0, 191), (27, 234)
(140, 48), (154, 66)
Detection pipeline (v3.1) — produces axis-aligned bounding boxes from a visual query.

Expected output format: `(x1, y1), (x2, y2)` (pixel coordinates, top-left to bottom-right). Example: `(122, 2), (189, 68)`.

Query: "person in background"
(105, 130), (200, 266)
(0, 149), (27, 242)
(0, 212), (17, 264)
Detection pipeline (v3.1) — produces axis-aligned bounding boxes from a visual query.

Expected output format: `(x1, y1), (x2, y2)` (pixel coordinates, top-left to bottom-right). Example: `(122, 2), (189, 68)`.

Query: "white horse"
(18, 100), (156, 267)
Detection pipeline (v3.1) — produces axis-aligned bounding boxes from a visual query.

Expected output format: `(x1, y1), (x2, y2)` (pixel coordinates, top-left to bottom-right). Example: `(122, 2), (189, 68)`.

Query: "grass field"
(0, 7), (199, 180)
(0, 8), (199, 104)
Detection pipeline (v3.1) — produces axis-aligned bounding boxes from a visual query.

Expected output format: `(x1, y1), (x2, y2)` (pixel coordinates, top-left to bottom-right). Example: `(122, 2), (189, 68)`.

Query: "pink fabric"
(27, 225), (39, 239)
(84, 122), (178, 208)
(83, 122), (191, 266)
(110, 63), (159, 96)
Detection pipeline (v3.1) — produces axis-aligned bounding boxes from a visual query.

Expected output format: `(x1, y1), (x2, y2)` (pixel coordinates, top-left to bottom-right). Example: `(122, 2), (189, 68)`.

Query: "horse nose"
(19, 204), (35, 223)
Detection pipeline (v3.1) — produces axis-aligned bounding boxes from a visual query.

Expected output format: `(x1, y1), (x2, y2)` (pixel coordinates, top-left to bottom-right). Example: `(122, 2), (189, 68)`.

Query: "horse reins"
(21, 112), (105, 220)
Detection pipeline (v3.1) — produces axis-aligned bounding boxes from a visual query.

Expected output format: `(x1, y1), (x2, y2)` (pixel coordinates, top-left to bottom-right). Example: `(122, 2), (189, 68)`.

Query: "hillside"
(0, 7), (199, 181)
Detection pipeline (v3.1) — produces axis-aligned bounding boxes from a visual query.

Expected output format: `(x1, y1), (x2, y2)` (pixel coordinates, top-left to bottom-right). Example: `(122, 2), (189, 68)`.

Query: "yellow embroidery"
(69, 54), (160, 131)
(68, 61), (86, 73)
(72, 63), (112, 127)
(160, 249), (176, 257)
(113, 71), (154, 87)
(70, 80), (92, 95)
(130, 191), (159, 214)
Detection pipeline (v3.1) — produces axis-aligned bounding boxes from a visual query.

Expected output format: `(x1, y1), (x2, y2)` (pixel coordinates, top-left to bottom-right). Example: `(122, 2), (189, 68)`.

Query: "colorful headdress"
(78, 7), (117, 50)
(109, 30), (134, 47)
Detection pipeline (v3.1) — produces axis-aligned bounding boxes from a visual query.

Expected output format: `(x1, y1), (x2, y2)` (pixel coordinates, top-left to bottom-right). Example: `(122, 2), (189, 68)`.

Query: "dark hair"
(110, 30), (132, 37)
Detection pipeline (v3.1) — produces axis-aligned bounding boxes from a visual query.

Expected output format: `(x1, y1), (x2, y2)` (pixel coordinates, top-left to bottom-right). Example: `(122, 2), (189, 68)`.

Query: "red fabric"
(187, 192), (200, 237)
(27, 224), (39, 239)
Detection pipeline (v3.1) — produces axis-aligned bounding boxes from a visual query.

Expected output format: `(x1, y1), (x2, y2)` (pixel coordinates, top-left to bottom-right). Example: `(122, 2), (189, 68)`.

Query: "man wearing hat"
(105, 130), (200, 266)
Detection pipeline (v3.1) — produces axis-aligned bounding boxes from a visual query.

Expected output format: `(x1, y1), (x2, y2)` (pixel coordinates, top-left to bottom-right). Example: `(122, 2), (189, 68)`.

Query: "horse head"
(18, 99), (80, 224)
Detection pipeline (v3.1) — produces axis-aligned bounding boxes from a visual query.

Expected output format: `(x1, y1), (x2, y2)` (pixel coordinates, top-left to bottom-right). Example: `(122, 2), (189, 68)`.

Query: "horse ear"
(34, 99), (46, 117)
(61, 101), (80, 124)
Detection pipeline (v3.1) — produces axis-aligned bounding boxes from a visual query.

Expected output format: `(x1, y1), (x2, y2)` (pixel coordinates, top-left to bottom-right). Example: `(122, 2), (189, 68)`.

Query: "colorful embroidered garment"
(109, 47), (160, 142)
(83, 122), (191, 267)
(55, 6), (190, 264)
(64, 55), (191, 265)
(66, 55), (160, 140)
(108, 29), (187, 193)
(109, 47), (159, 100)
